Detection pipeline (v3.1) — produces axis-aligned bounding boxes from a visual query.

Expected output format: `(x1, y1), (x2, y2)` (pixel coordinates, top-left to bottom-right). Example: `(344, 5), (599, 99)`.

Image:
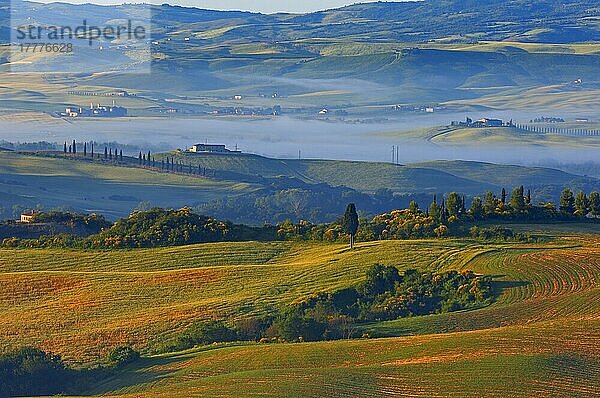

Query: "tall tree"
(341, 203), (359, 249)
(574, 191), (589, 217)
(120, 150), (123, 161)
(510, 186), (525, 214)
(83, 142), (87, 156)
(63, 142), (67, 154)
(408, 200), (419, 214)
(470, 197), (484, 219)
(483, 191), (496, 215)
(589, 191), (600, 216)
(429, 196), (440, 223)
(72, 140), (76, 154)
(104, 146), (108, 159)
(91, 142), (94, 157)
(526, 189), (531, 206)
(446, 192), (461, 218)
(501, 188), (506, 204)
(559, 188), (575, 215)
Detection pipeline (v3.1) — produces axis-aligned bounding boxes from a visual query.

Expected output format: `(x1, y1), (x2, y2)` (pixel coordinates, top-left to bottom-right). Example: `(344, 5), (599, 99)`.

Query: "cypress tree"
(341, 203), (359, 249)
(104, 147), (108, 159)
(501, 188), (506, 204)
(91, 142), (94, 157)
(72, 140), (76, 154)
(83, 142), (87, 156)
(63, 142), (67, 153)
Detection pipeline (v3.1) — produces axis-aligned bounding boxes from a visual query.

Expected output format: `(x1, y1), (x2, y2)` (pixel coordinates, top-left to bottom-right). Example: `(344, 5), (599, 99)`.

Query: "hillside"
(0, 151), (257, 219)
(7, 0), (597, 44)
(0, 231), (598, 395)
(167, 151), (599, 197)
(1, 0), (599, 116)
(0, 149), (597, 223)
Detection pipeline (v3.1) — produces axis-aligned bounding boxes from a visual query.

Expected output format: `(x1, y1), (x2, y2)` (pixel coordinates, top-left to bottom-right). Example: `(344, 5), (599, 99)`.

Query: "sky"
(35, 0), (406, 14)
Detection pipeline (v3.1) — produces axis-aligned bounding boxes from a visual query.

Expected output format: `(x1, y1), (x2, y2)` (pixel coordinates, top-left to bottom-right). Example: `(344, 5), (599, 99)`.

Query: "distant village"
(60, 102), (128, 118)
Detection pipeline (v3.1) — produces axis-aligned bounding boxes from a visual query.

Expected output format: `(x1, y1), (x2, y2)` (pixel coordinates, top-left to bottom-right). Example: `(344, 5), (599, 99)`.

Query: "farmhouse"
(19, 211), (36, 223)
(473, 118), (503, 127)
(452, 117), (506, 128)
(189, 144), (241, 153)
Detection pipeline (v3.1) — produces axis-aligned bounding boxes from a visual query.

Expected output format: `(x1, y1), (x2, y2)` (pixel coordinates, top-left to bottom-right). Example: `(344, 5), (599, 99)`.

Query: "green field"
(0, 228), (598, 396)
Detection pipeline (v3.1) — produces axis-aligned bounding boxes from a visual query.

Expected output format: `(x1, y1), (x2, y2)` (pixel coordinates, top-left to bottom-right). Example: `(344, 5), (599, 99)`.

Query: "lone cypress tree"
(501, 188), (507, 204)
(341, 203), (359, 249)
(83, 142), (87, 156)
(120, 150), (123, 161)
(63, 142), (67, 154)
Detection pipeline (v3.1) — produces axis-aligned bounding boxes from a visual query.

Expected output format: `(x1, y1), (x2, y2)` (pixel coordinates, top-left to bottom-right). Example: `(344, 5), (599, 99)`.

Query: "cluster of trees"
(462, 187), (600, 221)
(153, 265), (493, 352)
(30, 211), (111, 231)
(2, 208), (276, 249)
(0, 346), (140, 397)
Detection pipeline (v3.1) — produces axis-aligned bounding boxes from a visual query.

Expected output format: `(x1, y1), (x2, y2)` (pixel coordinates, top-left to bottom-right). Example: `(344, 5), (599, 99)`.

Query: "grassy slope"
(0, 230), (598, 397)
(0, 151), (256, 218)
(167, 151), (594, 194)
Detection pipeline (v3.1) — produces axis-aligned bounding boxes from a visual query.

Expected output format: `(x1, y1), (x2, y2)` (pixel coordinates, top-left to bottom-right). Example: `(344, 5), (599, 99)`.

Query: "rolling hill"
(1, 0), (599, 115)
(0, 150), (258, 219)
(0, 149), (597, 222)
(0, 231), (598, 396)
(166, 151), (599, 197)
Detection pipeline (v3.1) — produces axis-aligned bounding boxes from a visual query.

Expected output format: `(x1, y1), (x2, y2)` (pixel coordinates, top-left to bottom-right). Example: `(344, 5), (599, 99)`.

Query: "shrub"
(106, 346), (140, 366)
(0, 347), (73, 397)
(156, 320), (239, 353)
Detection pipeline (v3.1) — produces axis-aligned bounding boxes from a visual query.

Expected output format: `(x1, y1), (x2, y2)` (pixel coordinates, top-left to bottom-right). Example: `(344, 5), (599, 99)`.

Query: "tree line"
(2, 185), (598, 249)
